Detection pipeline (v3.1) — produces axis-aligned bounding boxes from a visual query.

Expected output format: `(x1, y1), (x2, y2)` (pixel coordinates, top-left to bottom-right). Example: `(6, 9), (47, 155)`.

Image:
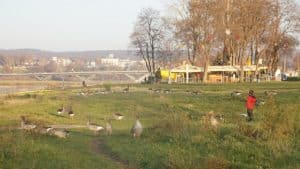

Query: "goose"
(264, 90), (278, 96)
(208, 111), (219, 128)
(87, 120), (104, 134)
(57, 104), (65, 115)
(191, 90), (201, 95)
(231, 91), (242, 96)
(240, 113), (248, 117)
(106, 120), (112, 136)
(130, 115), (143, 138)
(68, 107), (75, 119)
(154, 88), (161, 93)
(163, 89), (171, 94)
(113, 113), (124, 120)
(99, 90), (107, 94)
(39, 126), (53, 134)
(82, 81), (87, 88)
(256, 99), (265, 106)
(123, 85), (129, 93)
(20, 116), (36, 130)
(48, 128), (69, 138)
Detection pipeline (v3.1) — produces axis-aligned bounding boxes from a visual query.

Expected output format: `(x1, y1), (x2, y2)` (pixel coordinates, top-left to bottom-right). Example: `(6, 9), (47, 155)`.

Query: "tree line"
(131, 0), (300, 82)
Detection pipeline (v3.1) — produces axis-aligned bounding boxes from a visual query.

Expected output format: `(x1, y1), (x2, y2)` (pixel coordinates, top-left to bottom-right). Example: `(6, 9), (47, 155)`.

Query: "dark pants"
(247, 109), (254, 121)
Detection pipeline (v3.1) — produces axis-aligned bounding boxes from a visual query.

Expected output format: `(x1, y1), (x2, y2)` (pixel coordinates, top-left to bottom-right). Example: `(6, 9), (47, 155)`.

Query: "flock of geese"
(57, 105), (75, 118)
(79, 85), (206, 96)
(19, 89), (276, 139)
(19, 105), (143, 139)
(78, 85), (131, 96)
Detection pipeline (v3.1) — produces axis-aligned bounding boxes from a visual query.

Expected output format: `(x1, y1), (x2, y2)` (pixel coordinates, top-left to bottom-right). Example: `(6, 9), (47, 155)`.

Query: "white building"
(119, 59), (136, 68)
(62, 58), (72, 66)
(51, 57), (58, 62)
(101, 54), (119, 66)
(87, 61), (96, 68)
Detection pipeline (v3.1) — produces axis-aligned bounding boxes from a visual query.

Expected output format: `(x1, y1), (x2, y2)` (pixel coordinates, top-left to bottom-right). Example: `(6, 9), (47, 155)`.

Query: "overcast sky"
(0, 0), (299, 51)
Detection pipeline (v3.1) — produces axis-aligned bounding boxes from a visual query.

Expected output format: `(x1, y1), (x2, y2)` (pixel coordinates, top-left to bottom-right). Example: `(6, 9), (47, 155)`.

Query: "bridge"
(0, 71), (150, 83)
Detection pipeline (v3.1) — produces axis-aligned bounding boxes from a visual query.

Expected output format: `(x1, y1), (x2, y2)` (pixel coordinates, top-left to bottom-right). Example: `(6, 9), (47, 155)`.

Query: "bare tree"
(157, 17), (183, 67)
(44, 61), (58, 72)
(264, 0), (300, 76)
(175, 0), (222, 82)
(0, 55), (15, 73)
(174, 0), (201, 65)
(130, 8), (164, 76)
(130, 0), (299, 82)
(217, 0), (299, 81)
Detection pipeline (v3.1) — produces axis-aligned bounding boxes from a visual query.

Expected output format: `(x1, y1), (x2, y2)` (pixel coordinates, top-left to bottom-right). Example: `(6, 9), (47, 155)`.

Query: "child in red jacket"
(246, 90), (257, 121)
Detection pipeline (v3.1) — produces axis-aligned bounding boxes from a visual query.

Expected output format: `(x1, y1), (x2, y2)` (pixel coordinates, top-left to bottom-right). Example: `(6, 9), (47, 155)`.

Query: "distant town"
(0, 49), (146, 73)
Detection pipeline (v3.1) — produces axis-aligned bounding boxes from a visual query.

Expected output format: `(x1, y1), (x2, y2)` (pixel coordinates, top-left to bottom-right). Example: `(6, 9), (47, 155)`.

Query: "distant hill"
(0, 49), (139, 59)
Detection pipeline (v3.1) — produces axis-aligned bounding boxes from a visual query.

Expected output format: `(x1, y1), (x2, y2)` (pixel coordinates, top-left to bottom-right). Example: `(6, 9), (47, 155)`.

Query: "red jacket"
(246, 95), (257, 110)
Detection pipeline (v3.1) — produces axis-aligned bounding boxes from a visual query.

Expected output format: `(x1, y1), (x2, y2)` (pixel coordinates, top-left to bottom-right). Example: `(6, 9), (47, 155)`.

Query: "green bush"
(286, 77), (300, 81)
(103, 83), (111, 92)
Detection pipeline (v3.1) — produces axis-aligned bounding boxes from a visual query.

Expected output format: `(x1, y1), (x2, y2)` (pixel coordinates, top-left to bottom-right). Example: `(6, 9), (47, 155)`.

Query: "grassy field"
(0, 82), (299, 169)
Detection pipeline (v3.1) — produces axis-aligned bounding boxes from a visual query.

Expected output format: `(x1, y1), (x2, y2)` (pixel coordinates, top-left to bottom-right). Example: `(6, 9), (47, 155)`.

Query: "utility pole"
(283, 55), (286, 73)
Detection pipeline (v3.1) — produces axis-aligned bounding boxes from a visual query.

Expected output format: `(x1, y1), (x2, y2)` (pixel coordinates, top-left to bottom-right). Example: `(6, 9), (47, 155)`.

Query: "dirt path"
(90, 138), (138, 169)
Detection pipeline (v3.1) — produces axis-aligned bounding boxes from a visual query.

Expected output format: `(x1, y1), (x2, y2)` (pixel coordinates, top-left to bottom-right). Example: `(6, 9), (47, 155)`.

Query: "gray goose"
(57, 104), (65, 115)
(68, 106), (75, 119)
(20, 116), (36, 130)
(264, 90), (278, 96)
(113, 113), (124, 120)
(208, 111), (219, 128)
(48, 128), (69, 138)
(231, 91), (242, 96)
(87, 120), (104, 134)
(123, 85), (129, 93)
(130, 115), (143, 138)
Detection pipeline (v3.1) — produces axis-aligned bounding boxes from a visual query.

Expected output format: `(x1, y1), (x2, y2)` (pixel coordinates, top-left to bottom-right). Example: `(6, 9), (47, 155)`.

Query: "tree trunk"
(203, 47), (209, 83)
(203, 56), (209, 83)
(239, 46), (245, 82)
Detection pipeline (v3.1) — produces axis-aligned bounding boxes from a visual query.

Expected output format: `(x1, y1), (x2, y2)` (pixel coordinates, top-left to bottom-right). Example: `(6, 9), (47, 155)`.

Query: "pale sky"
(0, 0), (299, 51)
(0, 0), (167, 51)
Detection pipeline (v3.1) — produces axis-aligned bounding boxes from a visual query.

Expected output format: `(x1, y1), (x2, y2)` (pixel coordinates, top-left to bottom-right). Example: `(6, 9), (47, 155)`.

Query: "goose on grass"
(48, 128), (69, 138)
(57, 104), (65, 115)
(113, 113), (124, 120)
(231, 91), (242, 96)
(87, 120), (104, 134)
(123, 85), (129, 93)
(130, 114), (143, 138)
(264, 90), (278, 96)
(20, 116), (36, 130)
(68, 106), (75, 119)
(208, 111), (219, 128)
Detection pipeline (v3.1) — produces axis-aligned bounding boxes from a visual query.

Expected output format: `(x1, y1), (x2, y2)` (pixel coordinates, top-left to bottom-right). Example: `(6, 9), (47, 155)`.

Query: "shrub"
(286, 77), (300, 81)
(103, 83), (111, 92)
